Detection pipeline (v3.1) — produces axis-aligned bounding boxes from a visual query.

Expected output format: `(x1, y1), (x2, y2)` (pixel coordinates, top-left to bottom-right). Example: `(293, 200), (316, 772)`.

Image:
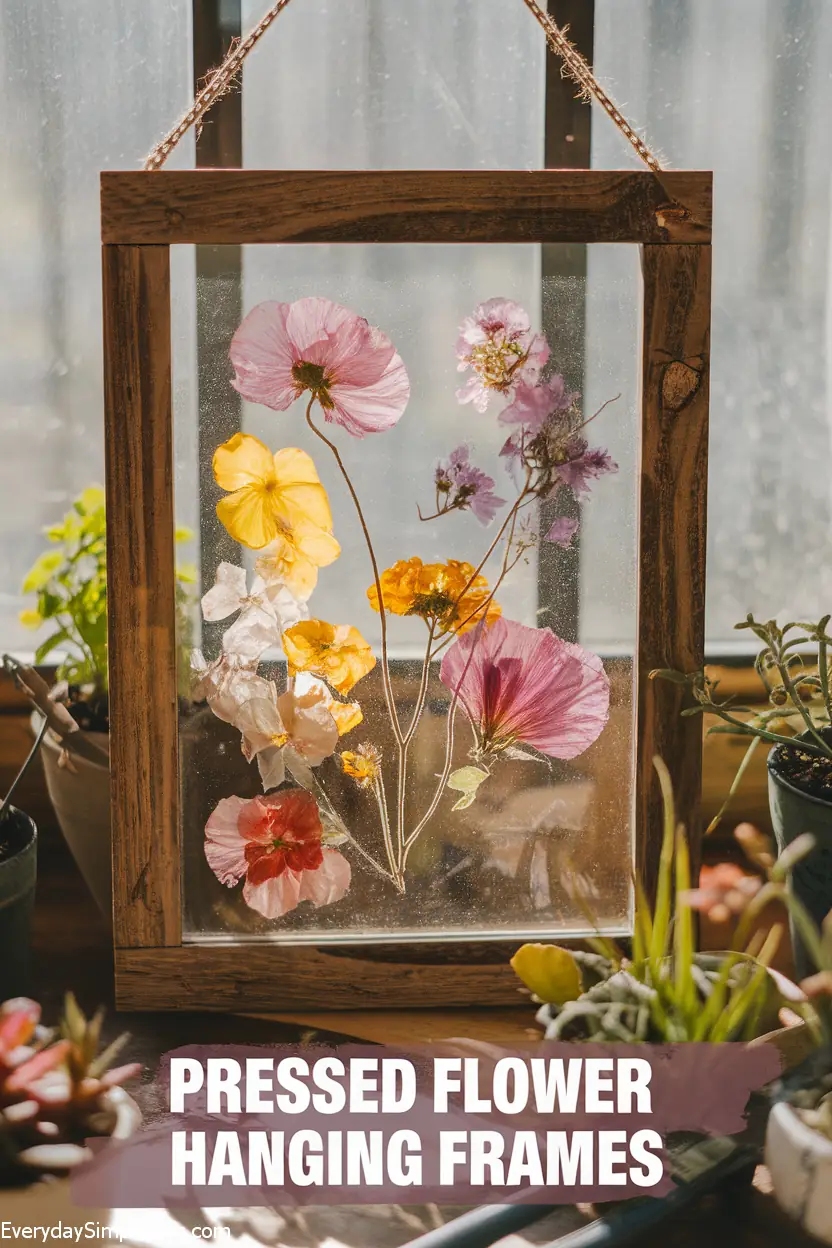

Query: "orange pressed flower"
(367, 557), (501, 636)
(341, 743), (382, 789)
(282, 619), (376, 695)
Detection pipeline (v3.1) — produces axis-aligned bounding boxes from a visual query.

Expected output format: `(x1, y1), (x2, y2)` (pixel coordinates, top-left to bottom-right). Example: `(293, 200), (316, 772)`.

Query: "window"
(5, 2), (831, 665)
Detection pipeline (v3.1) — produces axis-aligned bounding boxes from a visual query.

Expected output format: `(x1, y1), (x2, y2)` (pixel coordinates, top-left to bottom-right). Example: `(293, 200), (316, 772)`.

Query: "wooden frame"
(101, 168), (712, 1012)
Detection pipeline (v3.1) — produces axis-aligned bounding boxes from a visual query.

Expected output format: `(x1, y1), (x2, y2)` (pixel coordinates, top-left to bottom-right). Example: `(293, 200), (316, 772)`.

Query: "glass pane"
(174, 243), (638, 944)
(592, 0), (832, 651)
(242, 0), (546, 171)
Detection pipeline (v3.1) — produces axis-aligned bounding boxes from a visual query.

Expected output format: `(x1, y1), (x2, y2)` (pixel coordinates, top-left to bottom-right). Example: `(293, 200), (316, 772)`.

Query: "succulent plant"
(511, 758), (794, 1043)
(0, 993), (140, 1186)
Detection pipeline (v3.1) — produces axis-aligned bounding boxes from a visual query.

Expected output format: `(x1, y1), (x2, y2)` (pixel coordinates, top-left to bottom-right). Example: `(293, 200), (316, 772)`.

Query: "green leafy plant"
(511, 757), (792, 1043)
(652, 613), (832, 833)
(20, 485), (195, 692)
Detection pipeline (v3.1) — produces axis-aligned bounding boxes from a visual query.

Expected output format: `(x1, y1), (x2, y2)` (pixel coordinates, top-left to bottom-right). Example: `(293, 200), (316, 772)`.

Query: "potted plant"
(1, 992), (141, 1229)
(653, 614), (832, 976)
(15, 485), (194, 917)
(509, 759), (801, 1043)
(0, 711), (48, 1000)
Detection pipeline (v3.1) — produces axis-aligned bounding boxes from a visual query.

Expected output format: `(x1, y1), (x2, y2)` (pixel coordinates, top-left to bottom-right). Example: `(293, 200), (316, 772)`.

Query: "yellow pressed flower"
(341, 744), (382, 789)
(329, 699), (363, 736)
(255, 524), (340, 601)
(367, 557), (501, 636)
(213, 433), (339, 559)
(282, 619), (376, 695)
(19, 609), (43, 630)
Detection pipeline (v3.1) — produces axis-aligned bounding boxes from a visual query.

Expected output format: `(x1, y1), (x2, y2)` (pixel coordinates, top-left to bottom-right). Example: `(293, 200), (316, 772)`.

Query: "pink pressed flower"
(204, 789), (350, 919)
(230, 297), (410, 438)
(455, 298), (549, 413)
(544, 515), (579, 548)
(439, 616), (609, 760)
(499, 376), (574, 434)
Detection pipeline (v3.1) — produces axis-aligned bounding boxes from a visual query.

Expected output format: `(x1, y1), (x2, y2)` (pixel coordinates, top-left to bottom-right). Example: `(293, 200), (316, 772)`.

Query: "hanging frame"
(101, 167), (711, 1011)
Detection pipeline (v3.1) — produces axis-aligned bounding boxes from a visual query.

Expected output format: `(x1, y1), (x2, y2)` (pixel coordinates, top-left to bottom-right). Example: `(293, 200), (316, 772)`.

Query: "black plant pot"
(768, 735), (832, 979)
(0, 807), (37, 998)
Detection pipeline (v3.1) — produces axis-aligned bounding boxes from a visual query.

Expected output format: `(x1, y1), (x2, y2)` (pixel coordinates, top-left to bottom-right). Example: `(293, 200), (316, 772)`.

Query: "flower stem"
(403, 618), (485, 863)
(311, 773), (396, 885)
(395, 620), (437, 870)
(305, 403), (403, 747)
(374, 766), (405, 892)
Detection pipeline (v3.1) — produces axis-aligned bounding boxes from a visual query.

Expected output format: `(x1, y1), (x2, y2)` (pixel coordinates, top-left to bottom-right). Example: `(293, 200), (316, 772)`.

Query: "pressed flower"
(554, 438), (618, 498)
(341, 743), (382, 789)
(456, 298), (549, 413)
(204, 788), (350, 919)
(501, 409), (618, 504)
(202, 561), (306, 661)
(255, 525), (340, 602)
(282, 619), (376, 695)
(230, 297), (410, 438)
(190, 649), (270, 725)
(367, 557), (501, 636)
(499, 376), (574, 434)
(292, 673), (363, 737)
(213, 432), (337, 553)
(433, 445), (506, 526)
(236, 684), (339, 791)
(439, 616), (609, 760)
(544, 515), (579, 548)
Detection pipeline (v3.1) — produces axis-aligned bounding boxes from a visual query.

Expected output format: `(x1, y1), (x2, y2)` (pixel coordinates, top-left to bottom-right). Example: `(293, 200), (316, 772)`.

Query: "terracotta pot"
(766, 1099), (832, 1243)
(38, 724), (111, 920)
(0, 807), (37, 997)
(2, 1086), (141, 1230)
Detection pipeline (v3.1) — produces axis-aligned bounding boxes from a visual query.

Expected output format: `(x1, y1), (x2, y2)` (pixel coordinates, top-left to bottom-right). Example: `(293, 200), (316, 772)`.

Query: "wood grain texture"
(636, 244), (712, 902)
(102, 244), (180, 948)
(115, 943), (540, 1011)
(100, 169), (712, 246)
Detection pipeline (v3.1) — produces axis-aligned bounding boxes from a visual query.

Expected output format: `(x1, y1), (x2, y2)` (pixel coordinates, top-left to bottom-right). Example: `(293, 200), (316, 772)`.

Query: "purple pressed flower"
(433, 444), (506, 526)
(555, 439), (618, 498)
(544, 515), (579, 548)
(500, 376), (574, 434)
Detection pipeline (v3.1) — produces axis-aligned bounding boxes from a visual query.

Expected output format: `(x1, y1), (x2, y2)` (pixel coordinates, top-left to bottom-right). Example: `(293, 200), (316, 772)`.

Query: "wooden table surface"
(28, 828), (819, 1247)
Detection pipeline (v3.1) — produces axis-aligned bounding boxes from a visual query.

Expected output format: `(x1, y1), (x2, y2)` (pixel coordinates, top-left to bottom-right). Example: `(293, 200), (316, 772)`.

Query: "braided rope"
(520, 0), (664, 173)
(144, 0), (296, 171)
(144, 0), (663, 174)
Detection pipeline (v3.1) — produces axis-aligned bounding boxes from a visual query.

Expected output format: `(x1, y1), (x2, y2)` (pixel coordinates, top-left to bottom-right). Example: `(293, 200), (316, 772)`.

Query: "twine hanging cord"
(144, 0), (663, 174)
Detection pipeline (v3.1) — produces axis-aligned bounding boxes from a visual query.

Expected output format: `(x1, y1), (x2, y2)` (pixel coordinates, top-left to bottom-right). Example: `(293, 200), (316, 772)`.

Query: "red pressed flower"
(205, 788), (350, 919)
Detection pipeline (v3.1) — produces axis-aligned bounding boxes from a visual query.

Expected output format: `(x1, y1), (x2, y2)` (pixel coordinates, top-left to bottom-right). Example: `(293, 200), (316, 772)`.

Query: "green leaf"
(510, 943), (583, 1005)
(175, 525), (194, 544)
(34, 629), (70, 664)
(447, 766), (489, 811)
